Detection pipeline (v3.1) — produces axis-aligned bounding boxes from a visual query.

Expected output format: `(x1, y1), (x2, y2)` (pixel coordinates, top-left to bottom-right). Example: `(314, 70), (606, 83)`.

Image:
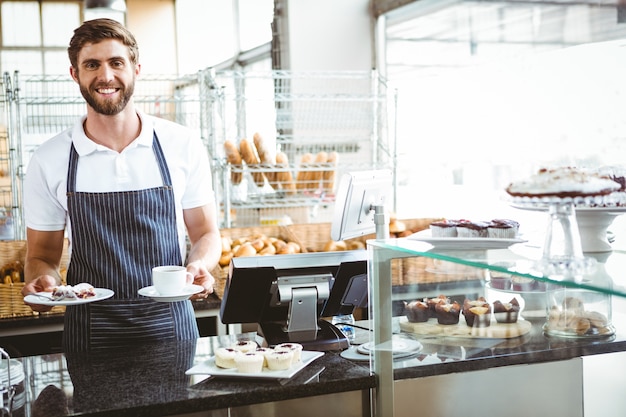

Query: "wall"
(126, 0), (178, 75)
(280, 0), (373, 71)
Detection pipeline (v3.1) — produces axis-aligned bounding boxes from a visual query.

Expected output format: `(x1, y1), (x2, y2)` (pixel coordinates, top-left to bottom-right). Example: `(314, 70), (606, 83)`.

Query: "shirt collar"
(71, 111), (153, 156)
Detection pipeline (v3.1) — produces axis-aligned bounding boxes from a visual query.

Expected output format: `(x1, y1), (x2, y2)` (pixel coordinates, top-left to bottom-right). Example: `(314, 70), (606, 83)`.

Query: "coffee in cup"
(152, 265), (192, 296)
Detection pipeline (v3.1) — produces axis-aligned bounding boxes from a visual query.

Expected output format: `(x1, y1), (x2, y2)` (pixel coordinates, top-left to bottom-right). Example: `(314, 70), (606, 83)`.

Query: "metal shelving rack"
(3, 69), (395, 234)
(206, 69), (395, 227)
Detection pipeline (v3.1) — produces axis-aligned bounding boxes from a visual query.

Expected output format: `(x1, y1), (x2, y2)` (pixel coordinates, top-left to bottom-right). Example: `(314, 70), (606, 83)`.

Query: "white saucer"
(138, 284), (204, 302)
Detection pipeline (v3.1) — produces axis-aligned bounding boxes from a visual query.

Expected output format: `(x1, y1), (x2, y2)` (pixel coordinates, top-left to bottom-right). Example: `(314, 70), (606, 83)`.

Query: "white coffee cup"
(152, 265), (192, 296)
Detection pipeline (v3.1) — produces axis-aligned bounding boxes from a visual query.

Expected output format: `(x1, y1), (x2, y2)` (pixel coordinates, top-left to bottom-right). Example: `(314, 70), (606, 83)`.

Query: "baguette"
(296, 153), (314, 190)
(239, 138), (266, 187)
(223, 140), (243, 184)
(253, 132), (278, 189)
(322, 151), (338, 192)
(276, 151), (296, 195)
(310, 151), (328, 190)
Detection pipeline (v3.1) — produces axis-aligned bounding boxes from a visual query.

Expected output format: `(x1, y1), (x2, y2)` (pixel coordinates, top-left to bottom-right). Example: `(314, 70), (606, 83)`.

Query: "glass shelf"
(366, 237), (626, 417)
(367, 238), (626, 298)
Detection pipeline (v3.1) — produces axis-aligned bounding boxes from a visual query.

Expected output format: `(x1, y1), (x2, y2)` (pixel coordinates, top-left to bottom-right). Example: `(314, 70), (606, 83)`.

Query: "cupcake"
(493, 298), (521, 323)
(404, 299), (430, 323)
(214, 347), (239, 369)
(429, 219), (459, 237)
(462, 297), (491, 328)
(488, 219), (520, 239)
(489, 273), (512, 290)
(266, 349), (294, 371)
(434, 301), (461, 325)
(254, 347), (273, 367)
(275, 343), (303, 363)
(427, 295), (450, 318)
(456, 221), (490, 238)
(231, 340), (258, 353)
(511, 277), (536, 292)
(234, 352), (264, 373)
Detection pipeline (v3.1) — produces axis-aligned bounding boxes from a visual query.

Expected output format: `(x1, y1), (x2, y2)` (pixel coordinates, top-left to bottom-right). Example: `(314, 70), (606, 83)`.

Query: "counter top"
(6, 333), (374, 417)
(4, 314), (626, 416)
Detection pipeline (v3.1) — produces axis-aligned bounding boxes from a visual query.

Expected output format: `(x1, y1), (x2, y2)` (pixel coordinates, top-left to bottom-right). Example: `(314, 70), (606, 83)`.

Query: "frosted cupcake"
(429, 219), (459, 237)
(266, 349), (294, 371)
(231, 340), (258, 353)
(274, 343), (303, 364)
(234, 352), (264, 373)
(214, 347), (239, 369)
(488, 219), (520, 239)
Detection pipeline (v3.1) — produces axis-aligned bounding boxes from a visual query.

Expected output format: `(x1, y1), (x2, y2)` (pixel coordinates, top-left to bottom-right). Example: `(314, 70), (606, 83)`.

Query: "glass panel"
(42, 2), (81, 47)
(1, 1), (41, 46)
(1, 50), (42, 75)
(44, 51), (71, 74)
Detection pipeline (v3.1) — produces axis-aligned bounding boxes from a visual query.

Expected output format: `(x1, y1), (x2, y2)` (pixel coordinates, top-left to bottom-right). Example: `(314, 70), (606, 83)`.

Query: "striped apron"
(62, 132), (198, 352)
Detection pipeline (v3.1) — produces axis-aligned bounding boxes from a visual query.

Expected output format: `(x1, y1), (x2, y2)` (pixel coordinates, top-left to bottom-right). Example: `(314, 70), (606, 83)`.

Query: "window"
(0, 0), (81, 75)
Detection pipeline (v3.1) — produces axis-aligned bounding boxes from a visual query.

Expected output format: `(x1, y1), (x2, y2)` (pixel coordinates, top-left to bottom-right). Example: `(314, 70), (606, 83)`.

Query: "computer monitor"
(220, 250), (368, 351)
(331, 169), (393, 241)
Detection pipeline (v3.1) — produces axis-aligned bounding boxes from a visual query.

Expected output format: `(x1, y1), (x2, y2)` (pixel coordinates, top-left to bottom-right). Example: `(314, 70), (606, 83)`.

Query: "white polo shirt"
(24, 111), (215, 258)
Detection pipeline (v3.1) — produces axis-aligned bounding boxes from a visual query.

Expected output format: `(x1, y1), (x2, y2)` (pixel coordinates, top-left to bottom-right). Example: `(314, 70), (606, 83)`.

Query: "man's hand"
(21, 275), (58, 312)
(186, 260), (215, 300)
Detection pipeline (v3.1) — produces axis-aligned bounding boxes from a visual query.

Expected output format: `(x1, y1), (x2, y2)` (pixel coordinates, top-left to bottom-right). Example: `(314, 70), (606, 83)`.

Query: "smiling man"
(21, 18), (222, 352)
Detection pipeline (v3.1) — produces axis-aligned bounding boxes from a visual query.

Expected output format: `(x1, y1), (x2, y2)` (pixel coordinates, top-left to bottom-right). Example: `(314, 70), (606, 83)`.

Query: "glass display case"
(367, 237), (626, 417)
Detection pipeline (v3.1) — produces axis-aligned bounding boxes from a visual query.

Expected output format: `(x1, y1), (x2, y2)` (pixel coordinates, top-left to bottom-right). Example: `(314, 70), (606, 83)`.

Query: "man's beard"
(79, 79), (135, 116)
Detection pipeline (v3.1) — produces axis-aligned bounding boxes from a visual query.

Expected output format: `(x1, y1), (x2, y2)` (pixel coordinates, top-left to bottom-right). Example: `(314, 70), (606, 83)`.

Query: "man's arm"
(22, 228), (66, 311)
(183, 203), (222, 297)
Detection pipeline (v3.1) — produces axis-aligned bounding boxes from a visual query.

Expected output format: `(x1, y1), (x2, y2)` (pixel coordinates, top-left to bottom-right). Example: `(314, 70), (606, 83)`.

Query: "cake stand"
(511, 198), (626, 253)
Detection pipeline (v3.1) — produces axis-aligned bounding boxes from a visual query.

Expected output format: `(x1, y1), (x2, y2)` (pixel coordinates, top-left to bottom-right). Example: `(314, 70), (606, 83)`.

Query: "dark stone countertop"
(6, 333), (374, 417)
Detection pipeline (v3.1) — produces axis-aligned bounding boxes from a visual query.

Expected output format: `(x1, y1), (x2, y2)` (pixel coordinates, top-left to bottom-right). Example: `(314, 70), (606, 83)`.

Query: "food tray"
(399, 317), (531, 339)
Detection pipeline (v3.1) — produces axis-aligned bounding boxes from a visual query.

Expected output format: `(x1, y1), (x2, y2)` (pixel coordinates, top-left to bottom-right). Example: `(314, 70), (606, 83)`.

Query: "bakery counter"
(2, 333), (374, 417)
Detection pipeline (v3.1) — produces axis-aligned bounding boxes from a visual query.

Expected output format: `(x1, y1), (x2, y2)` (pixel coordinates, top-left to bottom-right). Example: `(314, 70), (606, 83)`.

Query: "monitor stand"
(258, 320), (350, 352)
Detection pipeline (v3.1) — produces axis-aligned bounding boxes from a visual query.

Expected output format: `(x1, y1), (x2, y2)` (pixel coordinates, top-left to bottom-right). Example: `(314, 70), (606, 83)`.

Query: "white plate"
(356, 338), (423, 356)
(185, 350), (324, 379)
(407, 230), (526, 250)
(23, 288), (114, 306)
(138, 284), (204, 302)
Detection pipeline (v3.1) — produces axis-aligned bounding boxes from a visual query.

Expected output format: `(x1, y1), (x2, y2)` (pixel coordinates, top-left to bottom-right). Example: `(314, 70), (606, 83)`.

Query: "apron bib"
(63, 132), (198, 352)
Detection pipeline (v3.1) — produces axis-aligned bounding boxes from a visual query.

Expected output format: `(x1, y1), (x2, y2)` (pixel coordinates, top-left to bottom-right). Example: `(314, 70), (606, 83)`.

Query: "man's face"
(71, 39), (139, 116)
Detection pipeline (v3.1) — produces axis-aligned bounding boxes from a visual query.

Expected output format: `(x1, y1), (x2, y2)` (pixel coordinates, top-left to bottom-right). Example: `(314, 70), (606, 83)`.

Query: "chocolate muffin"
(462, 297), (491, 327)
(404, 299), (430, 323)
(434, 301), (461, 325)
(493, 298), (521, 323)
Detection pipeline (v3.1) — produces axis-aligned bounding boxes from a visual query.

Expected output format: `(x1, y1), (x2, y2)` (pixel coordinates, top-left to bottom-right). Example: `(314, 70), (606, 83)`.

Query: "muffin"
(511, 276), (537, 292)
(404, 299), (430, 323)
(231, 340), (258, 353)
(266, 349), (294, 371)
(493, 298), (521, 323)
(488, 219), (520, 239)
(462, 297), (491, 327)
(427, 295), (450, 318)
(234, 352), (264, 373)
(214, 347), (239, 369)
(456, 221), (490, 238)
(254, 347), (273, 367)
(429, 219), (459, 237)
(275, 343), (303, 363)
(434, 300), (461, 325)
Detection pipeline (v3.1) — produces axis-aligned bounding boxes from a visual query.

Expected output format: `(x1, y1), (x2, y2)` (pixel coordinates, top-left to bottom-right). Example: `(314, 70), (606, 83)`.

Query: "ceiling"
(383, 0), (626, 79)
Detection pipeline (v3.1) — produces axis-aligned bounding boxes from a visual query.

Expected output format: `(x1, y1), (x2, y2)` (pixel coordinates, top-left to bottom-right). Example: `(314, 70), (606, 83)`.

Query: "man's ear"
(69, 66), (79, 83)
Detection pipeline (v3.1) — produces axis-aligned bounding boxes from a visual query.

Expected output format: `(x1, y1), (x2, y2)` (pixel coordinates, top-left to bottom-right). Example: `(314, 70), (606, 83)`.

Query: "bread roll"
(239, 138), (265, 187)
(253, 132), (278, 188)
(224, 140), (243, 184)
(276, 152), (296, 195)
(235, 242), (257, 257)
(322, 151), (338, 192)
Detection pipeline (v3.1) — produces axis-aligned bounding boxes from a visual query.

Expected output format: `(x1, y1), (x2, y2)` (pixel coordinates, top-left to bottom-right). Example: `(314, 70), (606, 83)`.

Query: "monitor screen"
(220, 250), (368, 351)
(331, 169), (393, 241)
